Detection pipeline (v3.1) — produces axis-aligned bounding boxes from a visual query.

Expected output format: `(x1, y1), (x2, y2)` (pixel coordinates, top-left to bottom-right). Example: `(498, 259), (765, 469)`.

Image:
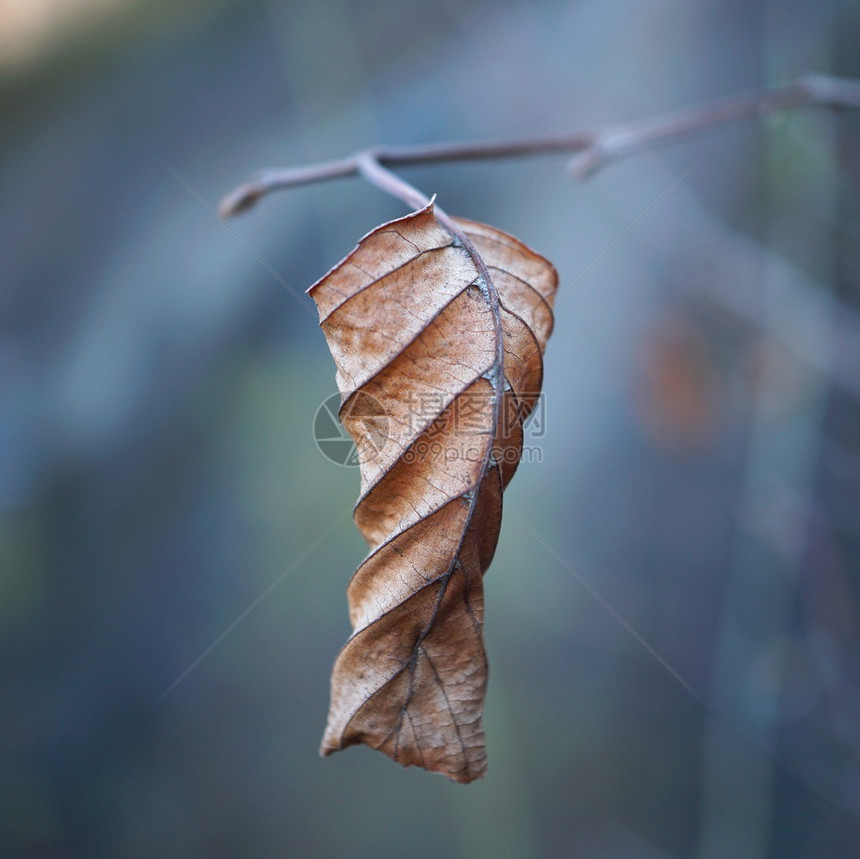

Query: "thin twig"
(219, 74), (860, 218)
(566, 73), (860, 178)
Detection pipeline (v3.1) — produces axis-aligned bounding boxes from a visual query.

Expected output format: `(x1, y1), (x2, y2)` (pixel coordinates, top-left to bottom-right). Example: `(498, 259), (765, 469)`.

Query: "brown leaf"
(309, 203), (557, 783)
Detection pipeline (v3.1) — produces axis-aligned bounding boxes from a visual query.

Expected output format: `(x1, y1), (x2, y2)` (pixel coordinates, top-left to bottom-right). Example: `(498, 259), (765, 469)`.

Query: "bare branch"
(219, 74), (860, 218)
(218, 157), (358, 217)
(566, 73), (860, 178)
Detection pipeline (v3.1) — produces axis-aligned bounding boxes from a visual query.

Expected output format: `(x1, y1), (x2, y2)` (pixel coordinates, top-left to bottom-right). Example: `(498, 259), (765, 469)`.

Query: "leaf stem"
(353, 151), (432, 212)
(219, 74), (860, 218)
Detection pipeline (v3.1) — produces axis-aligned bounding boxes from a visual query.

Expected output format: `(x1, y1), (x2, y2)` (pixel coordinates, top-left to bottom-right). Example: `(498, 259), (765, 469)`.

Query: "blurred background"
(2, 0), (859, 856)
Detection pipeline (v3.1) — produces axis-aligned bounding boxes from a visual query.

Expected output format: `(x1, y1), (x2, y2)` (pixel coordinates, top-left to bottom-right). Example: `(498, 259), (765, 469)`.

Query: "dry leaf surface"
(309, 203), (557, 782)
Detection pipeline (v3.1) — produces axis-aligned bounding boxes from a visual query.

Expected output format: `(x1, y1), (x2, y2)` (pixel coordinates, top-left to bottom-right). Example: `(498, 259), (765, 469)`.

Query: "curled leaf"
(309, 203), (557, 782)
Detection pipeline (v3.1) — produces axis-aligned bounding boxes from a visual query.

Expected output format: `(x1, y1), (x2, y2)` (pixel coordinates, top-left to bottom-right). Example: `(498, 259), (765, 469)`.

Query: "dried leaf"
(309, 202), (557, 782)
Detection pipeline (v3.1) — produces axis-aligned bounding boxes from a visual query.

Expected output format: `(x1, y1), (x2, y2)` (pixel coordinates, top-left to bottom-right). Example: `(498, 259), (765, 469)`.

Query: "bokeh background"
(2, 0), (860, 856)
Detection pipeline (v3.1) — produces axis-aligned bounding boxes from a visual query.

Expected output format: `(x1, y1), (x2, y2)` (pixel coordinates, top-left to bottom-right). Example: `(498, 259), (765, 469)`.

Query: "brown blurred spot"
(635, 315), (720, 451)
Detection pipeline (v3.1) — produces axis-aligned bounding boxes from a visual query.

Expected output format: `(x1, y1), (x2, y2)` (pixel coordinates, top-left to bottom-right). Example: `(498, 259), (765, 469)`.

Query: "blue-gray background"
(2, 0), (859, 856)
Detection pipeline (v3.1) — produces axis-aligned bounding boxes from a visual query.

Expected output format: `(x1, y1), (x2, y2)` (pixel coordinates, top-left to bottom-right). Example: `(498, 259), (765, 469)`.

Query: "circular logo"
(313, 392), (389, 467)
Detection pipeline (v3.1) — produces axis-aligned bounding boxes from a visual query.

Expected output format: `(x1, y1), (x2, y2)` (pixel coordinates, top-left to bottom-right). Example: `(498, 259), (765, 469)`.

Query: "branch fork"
(220, 74), (860, 218)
